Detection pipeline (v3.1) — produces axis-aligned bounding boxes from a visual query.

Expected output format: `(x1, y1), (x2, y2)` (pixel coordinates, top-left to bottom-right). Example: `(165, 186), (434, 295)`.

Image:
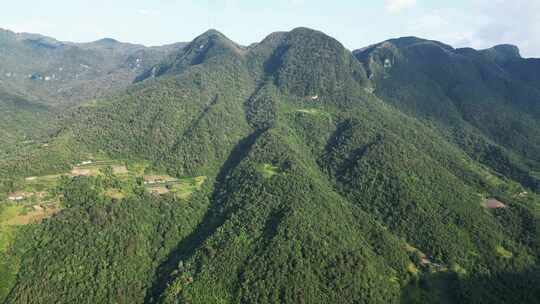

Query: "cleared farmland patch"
(72, 159), (130, 177)
(143, 174), (178, 185)
(168, 176), (207, 199)
(112, 165), (128, 175)
(3, 205), (59, 226)
(295, 108), (330, 118)
(148, 186), (170, 195)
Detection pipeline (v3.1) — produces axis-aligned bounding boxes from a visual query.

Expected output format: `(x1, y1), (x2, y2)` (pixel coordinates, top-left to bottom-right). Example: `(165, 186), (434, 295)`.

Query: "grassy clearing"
(104, 189), (126, 200)
(169, 176), (207, 199)
(1, 203), (59, 227)
(80, 99), (101, 108)
(0, 205), (24, 252)
(0, 222), (19, 302)
(0, 205), (25, 223)
(296, 108), (321, 115)
(144, 175), (178, 183)
(495, 245), (513, 258)
(3, 207), (59, 226)
(295, 108), (331, 118)
(258, 164), (280, 178)
(127, 160), (152, 176)
(23, 174), (61, 192)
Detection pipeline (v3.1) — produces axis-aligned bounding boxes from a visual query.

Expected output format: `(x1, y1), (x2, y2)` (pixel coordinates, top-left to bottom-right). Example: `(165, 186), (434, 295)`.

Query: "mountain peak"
(286, 27), (340, 43)
(94, 38), (120, 44)
(478, 44), (521, 62)
(491, 44), (521, 59)
(384, 36), (454, 51)
(192, 29), (233, 45)
(289, 26), (322, 34)
(189, 28), (243, 50)
(134, 29), (245, 82)
(198, 28), (225, 37)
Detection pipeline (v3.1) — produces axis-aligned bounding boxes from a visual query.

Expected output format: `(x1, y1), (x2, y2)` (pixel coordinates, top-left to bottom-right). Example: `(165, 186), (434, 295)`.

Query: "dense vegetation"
(354, 37), (540, 190)
(0, 27), (539, 303)
(0, 28), (185, 105)
(0, 87), (52, 155)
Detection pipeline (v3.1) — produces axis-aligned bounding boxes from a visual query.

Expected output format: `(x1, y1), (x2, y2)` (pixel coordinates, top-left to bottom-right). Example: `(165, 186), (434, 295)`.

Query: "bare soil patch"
(112, 165), (129, 175)
(483, 198), (507, 209)
(148, 186), (169, 195)
(71, 167), (92, 176)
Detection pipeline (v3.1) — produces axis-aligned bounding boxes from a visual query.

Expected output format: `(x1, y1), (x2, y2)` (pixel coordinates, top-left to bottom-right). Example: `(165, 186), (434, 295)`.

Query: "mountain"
(0, 28), (186, 105)
(0, 28), (187, 168)
(0, 85), (53, 157)
(354, 37), (540, 191)
(1, 28), (540, 304)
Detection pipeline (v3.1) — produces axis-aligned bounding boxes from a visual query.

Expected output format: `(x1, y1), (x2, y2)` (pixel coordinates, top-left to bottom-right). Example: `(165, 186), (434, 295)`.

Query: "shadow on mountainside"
(144, 130), (264, 303)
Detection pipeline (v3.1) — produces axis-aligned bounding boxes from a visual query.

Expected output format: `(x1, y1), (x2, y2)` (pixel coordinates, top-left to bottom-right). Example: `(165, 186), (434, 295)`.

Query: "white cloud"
(471, 0), (540, 57)
(397, 0), (540, 57)
(384, 0), (417, 13)
(405, 9), (479, 48)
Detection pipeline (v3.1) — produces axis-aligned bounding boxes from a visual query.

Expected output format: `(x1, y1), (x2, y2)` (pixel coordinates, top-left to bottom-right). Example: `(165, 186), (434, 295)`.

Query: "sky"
(2, 0), (539, 57)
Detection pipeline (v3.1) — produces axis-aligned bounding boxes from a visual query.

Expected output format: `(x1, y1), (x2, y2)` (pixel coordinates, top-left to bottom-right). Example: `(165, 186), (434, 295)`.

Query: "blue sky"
(2, 0), (539, 57)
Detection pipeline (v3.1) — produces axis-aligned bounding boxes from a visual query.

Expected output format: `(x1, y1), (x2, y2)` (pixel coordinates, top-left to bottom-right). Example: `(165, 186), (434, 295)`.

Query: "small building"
(144, 176), (165, 184)
(8, 192), (26, 201)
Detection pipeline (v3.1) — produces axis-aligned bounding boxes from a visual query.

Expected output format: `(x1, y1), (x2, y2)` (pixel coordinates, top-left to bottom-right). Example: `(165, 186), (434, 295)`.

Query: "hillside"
(354, 38), (540, 191)
(0, 28), (186, 105)
(0, 85), (53, 157)
(0, 28), (539, 304)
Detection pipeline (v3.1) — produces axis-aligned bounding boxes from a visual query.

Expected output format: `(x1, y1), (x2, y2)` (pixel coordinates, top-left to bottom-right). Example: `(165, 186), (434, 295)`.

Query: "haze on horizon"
(1, 0), (539, 58)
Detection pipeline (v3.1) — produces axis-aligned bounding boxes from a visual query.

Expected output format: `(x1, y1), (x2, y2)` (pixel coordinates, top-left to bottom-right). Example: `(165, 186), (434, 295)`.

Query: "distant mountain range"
(0, 28), (187, 105)
(1, 27), (539, 304)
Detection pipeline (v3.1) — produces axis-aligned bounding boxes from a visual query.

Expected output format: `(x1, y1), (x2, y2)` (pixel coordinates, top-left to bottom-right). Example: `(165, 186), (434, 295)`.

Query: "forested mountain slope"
(354, 38), (540, 191)
(0, 85), (53, 157)
(0, 28), (186, 105)
(0, 28), (539, 304)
